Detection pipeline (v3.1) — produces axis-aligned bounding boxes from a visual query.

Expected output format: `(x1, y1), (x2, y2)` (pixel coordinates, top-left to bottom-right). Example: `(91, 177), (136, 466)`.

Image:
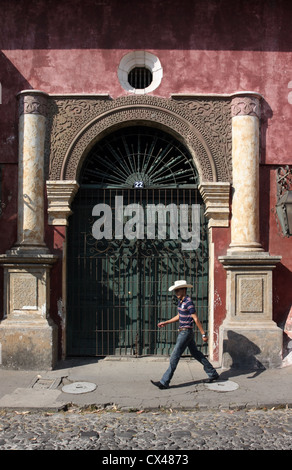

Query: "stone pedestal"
(219, 93), (283, 369)
(0, 254), (58, 369)
(0, 91), (58, 370)
(219, 253), (282, 369)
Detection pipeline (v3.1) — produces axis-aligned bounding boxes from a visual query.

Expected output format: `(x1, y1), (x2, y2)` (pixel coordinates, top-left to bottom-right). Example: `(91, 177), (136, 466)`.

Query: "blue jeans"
(160, 329), (217, 387)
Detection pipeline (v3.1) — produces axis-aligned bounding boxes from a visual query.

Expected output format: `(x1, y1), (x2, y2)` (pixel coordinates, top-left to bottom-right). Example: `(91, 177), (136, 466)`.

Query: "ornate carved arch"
(46, 95), (232, 184)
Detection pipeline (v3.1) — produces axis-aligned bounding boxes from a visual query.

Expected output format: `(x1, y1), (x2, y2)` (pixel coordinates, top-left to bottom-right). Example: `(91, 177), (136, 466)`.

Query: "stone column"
(0, 91), (58, 370)
(229, 93), (263, 252)
(218, 93), (282, 369)
(15, 91), (49, 252)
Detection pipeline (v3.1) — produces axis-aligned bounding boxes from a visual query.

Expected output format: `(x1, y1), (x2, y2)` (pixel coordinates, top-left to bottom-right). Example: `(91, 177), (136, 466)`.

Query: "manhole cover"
(62, 382), (97, 394)
(30, 376), (61, 390)
(205, 380), (239, 392)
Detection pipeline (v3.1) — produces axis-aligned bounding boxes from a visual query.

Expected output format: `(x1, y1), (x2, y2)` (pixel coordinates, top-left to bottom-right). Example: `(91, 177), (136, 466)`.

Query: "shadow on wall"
(1, 0), (292, 52)
(222, 331), (266, 376)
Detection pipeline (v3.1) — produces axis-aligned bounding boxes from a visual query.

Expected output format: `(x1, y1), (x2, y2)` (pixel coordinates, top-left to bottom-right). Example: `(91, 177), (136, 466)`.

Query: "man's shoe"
(151, 380), (168, 389)
(203, 374), (219, 384)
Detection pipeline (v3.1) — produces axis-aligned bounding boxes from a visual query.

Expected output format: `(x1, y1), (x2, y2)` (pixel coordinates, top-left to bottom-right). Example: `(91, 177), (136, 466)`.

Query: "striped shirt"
(178, 296), (196, 329)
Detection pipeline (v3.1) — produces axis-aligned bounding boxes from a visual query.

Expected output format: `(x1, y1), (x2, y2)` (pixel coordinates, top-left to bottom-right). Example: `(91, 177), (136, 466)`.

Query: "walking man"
(151, 280), (219, 389)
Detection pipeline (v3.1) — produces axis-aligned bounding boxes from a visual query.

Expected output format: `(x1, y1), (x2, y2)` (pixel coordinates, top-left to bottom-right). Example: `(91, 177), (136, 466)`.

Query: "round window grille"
(128, 67), (153, 89)
(80, 126), (199, 188)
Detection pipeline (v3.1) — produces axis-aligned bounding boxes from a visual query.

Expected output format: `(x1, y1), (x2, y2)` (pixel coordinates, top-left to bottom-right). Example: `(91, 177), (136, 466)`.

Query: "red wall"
(1, 0), (292, 164)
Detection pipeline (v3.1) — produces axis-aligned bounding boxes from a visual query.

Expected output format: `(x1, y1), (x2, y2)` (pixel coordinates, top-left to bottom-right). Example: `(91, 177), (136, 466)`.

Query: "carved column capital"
(18, 90), (49, 117)
(231, 94), (261, 119)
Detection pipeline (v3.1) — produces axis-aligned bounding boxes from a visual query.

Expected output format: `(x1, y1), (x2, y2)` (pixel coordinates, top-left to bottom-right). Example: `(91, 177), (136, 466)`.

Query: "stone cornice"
(46, 180), (79, 226)
(199, 182), (230, 227)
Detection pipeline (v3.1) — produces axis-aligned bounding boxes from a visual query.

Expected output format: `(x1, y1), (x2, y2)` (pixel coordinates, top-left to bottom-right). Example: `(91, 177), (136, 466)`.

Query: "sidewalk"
(0, 357), (291, 412)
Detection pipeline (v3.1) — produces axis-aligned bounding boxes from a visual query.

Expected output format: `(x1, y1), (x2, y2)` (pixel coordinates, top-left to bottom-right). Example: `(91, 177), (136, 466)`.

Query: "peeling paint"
(214, 289), (222, 309)
(57, 298), (65, 327)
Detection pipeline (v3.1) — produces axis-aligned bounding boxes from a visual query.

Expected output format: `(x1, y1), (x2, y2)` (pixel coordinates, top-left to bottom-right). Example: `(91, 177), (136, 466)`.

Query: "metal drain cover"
(205, 380), (239, 392)
(62, 382), (97, 394)
(30, 377), (61, 390)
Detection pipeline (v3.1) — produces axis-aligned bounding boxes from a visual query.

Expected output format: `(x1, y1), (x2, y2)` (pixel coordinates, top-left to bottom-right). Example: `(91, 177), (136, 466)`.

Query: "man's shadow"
(170, 330), (266, 388)
(219, 330), (266, 380)
(166, 331), (266, 389)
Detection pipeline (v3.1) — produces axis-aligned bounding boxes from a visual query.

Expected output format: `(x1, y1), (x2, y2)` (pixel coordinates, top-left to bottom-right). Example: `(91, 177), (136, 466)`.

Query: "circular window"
(118, 51), (163, 94)
(128, 67), (153, 89)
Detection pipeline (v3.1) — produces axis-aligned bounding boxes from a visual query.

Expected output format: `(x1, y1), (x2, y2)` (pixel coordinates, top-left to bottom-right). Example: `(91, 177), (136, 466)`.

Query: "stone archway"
(46, 93), (232, 235)
(45, 93), (232, 361)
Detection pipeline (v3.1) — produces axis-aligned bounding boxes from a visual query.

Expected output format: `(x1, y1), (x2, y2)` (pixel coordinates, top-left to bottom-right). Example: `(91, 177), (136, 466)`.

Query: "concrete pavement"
(0, 357), (291, 412)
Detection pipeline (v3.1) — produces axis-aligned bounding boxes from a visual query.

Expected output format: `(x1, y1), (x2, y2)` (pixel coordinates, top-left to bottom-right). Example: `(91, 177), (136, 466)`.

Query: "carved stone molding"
(45, 94), (232, 184)
(18, 91), (49, 117)
(199, 182), (230, 227)
(231, 96), (261, 119)
(46, 180), (79, 226)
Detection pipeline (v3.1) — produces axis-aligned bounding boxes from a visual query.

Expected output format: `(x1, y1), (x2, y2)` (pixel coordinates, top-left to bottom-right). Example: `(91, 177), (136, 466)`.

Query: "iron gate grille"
(67, 187), (209, 356)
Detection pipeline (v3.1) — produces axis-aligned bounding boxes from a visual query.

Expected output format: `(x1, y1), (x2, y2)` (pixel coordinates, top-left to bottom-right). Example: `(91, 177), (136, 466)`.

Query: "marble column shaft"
(16, 91), (48, 250)
(229, 94), (263, 252)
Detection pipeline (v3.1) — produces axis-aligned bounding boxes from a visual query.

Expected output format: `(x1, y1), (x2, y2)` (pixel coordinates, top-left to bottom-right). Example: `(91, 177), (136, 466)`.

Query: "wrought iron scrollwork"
(80, 126), (199, 188)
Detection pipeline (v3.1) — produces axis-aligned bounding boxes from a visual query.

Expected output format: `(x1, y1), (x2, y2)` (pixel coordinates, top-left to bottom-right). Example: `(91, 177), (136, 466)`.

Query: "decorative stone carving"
(12, 273), (38, 311)
(18, 92), (49, 117)
(45, 94), (232, 184)
(239, 277), (264, 313)
(231, 95), (261, 118)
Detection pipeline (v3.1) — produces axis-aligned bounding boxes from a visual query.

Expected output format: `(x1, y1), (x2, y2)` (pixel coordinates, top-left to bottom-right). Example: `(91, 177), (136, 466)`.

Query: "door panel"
(67, 188), (208, 356)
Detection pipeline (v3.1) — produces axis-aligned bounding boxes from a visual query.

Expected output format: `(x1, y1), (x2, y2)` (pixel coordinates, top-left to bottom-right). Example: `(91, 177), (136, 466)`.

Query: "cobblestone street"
(0, 407), (291, 452)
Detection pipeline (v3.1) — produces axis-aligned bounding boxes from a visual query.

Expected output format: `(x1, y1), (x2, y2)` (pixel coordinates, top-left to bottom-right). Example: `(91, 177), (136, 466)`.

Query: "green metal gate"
(66, 127), (209, 356)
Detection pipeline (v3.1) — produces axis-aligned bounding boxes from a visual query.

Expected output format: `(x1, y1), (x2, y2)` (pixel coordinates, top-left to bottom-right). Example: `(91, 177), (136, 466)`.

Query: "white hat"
(168, 280), (193, 292)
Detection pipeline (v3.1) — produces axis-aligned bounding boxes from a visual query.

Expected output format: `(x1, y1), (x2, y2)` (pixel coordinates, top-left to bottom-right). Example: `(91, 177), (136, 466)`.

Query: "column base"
(227, 243), (264, 253)
(7, 245), (50, 256)
(220, 323), (283, 369)
(0, 320), (58, 370)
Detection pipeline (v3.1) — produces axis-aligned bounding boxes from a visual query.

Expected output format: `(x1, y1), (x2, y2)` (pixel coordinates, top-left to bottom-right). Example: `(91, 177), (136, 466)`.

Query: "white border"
(118, 51), (163, 94)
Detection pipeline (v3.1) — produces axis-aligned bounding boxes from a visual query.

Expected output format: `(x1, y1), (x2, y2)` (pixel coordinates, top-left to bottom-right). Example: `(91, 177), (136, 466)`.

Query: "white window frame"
(118, 51), (163, 94)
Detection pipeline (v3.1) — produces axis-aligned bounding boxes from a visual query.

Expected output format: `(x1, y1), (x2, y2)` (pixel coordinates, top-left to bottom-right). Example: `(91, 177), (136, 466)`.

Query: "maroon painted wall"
(0, 0), (292, 356)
